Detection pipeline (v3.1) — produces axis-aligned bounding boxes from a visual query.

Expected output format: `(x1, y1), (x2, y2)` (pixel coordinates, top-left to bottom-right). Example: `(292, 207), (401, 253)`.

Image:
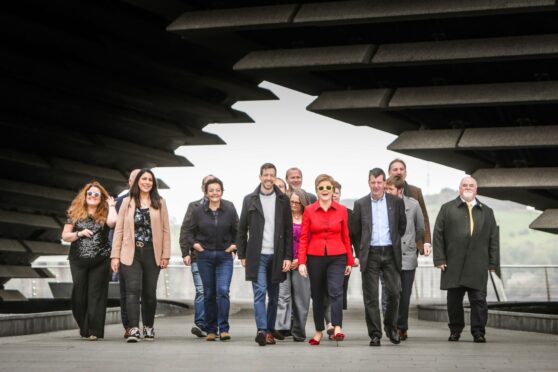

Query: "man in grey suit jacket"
(352, 168), (406, 346)
(386, 175), (426, 341)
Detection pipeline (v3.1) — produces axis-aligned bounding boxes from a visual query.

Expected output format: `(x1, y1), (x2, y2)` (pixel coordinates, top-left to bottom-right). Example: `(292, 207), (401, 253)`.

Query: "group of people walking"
(62, 159), (499, 346)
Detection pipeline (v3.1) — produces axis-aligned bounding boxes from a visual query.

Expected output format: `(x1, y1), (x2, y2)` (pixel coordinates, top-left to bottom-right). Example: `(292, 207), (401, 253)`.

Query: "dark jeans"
(447, 287), (488, 337)
(307, 254), (346, 331)
(251, 254), (279, 332)
(191, 261), (206, 330)
(397, 269), (416, 331)
(118, 267), (129, 328)
(196, 250), (233, 334)
(362, 246), (401, 339)
(70, 256), (111, 338)
(120, 243), (161, 328)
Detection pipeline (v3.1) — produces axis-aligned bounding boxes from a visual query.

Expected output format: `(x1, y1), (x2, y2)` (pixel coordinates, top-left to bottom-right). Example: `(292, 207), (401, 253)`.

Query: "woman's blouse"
(298, 201), (354, 266)
(134, 207), (153, 244)
(292, 222), (301, 259)
(67, 216), (111, 260)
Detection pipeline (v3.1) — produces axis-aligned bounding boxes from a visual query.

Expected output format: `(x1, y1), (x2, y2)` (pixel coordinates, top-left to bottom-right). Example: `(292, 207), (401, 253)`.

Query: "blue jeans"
(191, 262), (206, 330)
(252, 254), (279, 332)
(196, 250), (233, 334)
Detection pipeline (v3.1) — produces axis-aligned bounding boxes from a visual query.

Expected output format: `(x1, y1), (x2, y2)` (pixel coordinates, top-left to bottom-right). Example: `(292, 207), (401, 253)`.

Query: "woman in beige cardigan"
(111, 169), (171, 342)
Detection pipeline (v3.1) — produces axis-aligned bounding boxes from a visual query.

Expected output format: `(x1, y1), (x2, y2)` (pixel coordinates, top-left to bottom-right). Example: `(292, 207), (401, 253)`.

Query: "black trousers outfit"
(306, 254), (346, 331)
(120, 243), (161, 328)
(362, 246), (401, 339)
(70, 256), (111, 338)
(447, 287), (488, 337)
(396, 269), (416, 332)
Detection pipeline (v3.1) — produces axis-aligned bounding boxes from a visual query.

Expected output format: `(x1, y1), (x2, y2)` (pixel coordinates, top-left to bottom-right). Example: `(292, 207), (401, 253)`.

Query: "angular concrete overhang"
(1, 0), (279, 300)
(169, 0), (558, 235)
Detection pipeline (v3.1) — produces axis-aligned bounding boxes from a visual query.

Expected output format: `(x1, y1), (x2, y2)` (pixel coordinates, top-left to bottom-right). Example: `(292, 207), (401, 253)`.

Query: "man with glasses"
(238, 163), (293, 346)
(352, 168), (406, 346)
(179, 175), (215, 338)
(434, 176), (499, 343)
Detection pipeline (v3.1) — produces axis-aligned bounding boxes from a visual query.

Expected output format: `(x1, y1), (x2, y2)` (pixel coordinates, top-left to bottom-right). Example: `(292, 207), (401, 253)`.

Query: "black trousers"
(120, 244), (161, 328)
(447, 287), (488, 336)
(70, 256), (111, 338)
(362, 246), (401, 339)
(307, 254), (346, 331)
(397, 269), (416, 331)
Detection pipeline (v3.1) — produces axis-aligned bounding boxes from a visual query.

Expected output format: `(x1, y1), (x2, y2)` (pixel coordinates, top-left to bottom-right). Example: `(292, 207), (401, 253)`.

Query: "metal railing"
(5, 262), (558, 302)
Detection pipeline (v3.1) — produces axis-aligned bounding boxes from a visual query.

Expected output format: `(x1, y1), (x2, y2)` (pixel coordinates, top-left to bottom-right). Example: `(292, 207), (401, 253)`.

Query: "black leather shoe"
(397, 329), (408, 341)
(448, 332), (461, 342)
(369, 336), (381, 346)
(387, 329), (400, 345)
(473, 335), (486, 343)
(271, 330), (285, 341)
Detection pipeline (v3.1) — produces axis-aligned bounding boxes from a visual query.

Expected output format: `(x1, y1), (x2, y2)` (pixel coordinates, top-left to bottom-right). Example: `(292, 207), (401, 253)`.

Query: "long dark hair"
(130, 168), (162, 209)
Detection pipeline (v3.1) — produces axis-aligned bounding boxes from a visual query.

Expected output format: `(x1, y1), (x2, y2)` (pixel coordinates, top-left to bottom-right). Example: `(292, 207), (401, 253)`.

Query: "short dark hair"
(388, 158), (407, 172)
(204, 177), (224, 194)
(202, 174), (215, 186)
(333, 181), (342, 190)
(260, 163), (277, 176)
(368, 168), (386, 181)
(386, 175), (405, 190)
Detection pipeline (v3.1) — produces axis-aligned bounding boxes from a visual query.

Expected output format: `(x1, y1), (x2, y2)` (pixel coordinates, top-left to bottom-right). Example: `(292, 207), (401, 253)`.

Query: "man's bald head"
(128, 169), (141, 188)
(459, 176), (478, 202)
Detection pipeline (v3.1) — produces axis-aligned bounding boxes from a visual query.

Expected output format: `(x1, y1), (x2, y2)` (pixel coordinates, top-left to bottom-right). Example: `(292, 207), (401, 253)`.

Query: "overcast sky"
(155, 82), (465, 222)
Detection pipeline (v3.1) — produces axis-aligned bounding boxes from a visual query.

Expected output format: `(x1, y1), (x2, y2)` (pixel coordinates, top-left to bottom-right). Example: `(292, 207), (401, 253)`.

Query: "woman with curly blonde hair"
(62, 181), (117, 340)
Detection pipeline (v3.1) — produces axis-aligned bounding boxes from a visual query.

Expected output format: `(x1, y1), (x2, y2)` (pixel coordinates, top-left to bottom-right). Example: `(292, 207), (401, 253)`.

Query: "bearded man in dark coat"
(433, 176), (499, 343)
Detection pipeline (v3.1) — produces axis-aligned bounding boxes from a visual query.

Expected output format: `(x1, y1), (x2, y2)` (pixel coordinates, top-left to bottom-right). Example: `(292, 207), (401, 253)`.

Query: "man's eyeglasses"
(318, 185), (333, 191)
(87, 191), (101, 198)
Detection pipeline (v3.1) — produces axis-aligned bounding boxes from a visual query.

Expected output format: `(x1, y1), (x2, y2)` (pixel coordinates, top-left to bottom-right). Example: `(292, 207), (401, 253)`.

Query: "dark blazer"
(404, 182), (431, 247)
(185, 199), (238, 252)
(237, 185), (293, 283)
(179, 198), (204, 259)
(433, 197), (499, 291)
(352, 193), (406, 272)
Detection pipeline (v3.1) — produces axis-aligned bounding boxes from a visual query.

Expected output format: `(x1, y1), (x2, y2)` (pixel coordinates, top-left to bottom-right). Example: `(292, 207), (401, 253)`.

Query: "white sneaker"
(143, 326), (155, 341)
(127, 327), (141, 343)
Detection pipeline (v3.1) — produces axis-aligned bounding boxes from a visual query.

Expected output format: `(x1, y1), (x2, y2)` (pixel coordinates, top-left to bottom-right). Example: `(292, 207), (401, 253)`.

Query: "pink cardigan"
(111, 197), (171, 266)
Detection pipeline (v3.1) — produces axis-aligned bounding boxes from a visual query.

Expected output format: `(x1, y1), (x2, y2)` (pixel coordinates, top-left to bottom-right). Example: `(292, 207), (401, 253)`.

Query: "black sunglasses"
(318, 185), (333, 191)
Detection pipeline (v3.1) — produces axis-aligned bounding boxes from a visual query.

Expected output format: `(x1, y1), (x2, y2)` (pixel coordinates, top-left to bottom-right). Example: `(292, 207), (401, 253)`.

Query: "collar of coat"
(454, 196), (483, 208)
(249, 184), (287, 200)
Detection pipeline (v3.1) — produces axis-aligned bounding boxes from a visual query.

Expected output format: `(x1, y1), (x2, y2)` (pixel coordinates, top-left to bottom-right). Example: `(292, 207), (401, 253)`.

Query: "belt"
(370, 245), (392, 249)
(135, 241), (153, 248)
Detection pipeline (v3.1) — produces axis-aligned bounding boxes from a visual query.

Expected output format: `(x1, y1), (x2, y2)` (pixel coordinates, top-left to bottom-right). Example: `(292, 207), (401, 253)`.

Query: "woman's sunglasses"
(87, 191), (101, 198)
(318, 185), (333, 191)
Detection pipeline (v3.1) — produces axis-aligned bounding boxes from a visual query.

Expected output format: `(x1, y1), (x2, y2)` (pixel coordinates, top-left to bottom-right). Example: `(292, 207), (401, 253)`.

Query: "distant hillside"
(341, 189), (558, 265)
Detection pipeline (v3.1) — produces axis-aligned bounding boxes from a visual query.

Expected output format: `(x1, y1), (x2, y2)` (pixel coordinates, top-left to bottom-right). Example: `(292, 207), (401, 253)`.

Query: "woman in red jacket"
(298, 174), (354, 345)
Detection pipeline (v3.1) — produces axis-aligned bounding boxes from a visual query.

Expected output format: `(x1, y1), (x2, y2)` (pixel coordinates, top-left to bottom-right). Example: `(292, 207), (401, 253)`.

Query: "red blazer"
(298, 201), (354, 266)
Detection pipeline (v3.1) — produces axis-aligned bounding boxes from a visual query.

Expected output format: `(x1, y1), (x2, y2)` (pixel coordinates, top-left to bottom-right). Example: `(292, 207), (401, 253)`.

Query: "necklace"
(292, 214), (302, 220)
(140, 198), (150, 208)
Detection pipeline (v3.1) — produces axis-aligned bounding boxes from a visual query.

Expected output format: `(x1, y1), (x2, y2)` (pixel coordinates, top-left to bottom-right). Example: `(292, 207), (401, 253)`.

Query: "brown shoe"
(398, 329), (408, 341)
(124, 327), (132, 339)
(265, 332), (276, 345)
(206, 333), (217, 341)
(220, 332), (231, 341)
(270, 330), (285, 341)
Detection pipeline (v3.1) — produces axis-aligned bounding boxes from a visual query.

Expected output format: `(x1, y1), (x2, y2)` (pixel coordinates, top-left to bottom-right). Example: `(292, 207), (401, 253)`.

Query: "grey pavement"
(0, 305), (557, 372)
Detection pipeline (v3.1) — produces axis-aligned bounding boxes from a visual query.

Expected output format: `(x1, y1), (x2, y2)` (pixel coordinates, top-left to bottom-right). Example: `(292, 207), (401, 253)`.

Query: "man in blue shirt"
(352, 168), (406, 346)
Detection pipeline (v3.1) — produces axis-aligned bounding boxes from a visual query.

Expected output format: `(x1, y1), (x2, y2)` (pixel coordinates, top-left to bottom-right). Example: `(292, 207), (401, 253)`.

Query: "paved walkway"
(0, 305), (556, 372)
